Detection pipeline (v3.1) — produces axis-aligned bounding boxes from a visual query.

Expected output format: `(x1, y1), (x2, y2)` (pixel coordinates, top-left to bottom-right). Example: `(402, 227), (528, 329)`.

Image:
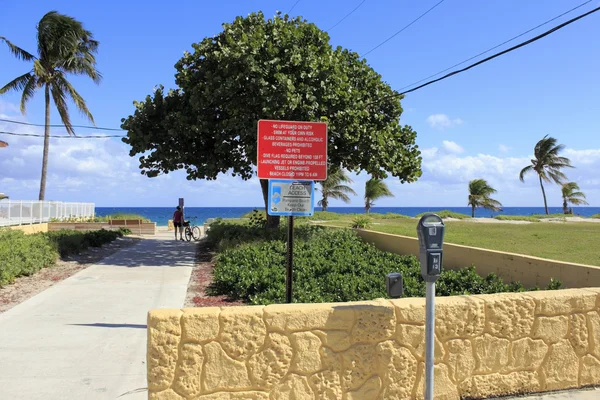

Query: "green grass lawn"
(321, 218), (600, 266)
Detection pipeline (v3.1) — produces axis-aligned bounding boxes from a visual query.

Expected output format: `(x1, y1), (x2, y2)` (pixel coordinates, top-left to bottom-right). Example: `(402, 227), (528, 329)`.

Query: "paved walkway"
(501, 387), (600, 399)
(0, 232), (195, 400)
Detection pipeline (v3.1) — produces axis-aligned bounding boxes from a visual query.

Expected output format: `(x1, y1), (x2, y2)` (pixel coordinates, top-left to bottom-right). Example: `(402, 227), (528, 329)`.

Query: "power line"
(0, 130), (124, 139)
(326, 0), (368, 32)
(362, 0), (446, 57)
(398, 0), (593, 92)
(288, 0), (301, 14)
(0, 118), (125, 131)
(367, 5), (600, 105)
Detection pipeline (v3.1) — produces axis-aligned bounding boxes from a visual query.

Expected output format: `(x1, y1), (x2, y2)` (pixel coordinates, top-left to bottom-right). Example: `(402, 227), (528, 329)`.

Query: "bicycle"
(183, 217), (202, 242)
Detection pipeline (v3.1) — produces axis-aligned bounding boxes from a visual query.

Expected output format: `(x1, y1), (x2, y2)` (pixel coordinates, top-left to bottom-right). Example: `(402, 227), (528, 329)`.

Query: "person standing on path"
(173, 206), (184, 241)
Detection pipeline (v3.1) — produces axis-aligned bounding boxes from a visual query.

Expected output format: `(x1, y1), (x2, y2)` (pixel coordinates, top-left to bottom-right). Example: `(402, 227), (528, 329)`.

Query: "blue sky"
(1, 0), (599, 207)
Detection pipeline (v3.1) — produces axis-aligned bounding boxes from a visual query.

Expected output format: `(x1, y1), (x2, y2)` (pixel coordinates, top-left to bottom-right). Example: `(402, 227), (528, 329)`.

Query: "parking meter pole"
(286, 216), (294, 303)
(425, 281), (435, 400)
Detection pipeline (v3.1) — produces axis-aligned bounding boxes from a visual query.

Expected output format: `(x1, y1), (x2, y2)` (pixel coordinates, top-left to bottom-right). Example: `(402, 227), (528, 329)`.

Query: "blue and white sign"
(268, 180), (315, 217)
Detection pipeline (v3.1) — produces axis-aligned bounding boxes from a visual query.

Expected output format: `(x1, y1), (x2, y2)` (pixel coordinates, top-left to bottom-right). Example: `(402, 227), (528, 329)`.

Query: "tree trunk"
(38, 85), (51, 201)
(563, 198), (568, 214)
(260, 179), (280, 229)
(539, 175), (549, 215)
(472, 205), (475, 218)
(322, 196), (328, 212)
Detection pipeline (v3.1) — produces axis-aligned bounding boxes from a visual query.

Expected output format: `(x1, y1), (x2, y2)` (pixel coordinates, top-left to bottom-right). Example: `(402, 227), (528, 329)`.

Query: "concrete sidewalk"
(0, 232), (195, 400)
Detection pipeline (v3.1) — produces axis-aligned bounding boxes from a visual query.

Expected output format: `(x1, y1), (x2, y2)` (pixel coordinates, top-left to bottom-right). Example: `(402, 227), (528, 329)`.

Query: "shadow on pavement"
(68, 323), (147, 329)
(95, 238), (196, 268)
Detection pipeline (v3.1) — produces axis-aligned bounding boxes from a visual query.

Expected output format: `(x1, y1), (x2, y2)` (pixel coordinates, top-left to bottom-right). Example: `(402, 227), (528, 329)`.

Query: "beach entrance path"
(0, 231), (195, 400)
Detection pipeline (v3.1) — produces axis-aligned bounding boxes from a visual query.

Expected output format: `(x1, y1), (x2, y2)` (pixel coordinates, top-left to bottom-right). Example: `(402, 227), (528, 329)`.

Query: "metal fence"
(0, 200), (95, 227)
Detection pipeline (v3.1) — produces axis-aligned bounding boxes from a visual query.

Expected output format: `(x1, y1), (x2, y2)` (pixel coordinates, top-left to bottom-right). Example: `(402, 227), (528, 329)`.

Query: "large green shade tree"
(121, 12), (421, 227)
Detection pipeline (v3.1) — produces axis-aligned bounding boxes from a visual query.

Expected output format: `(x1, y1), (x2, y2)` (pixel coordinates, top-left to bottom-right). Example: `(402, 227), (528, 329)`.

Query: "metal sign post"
(267, 180), (315, 303)
(417, 214), (445, 400)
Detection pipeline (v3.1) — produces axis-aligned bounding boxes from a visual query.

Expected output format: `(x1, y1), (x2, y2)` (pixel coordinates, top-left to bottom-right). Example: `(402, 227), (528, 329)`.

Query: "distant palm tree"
(519, 136), (573, 215)
(317, 169), (357, 212)
(1, 11), (101, 200)
(468, 179), (502, 217)
(364, 178), (394, 214)
(561, 182), (588, 214)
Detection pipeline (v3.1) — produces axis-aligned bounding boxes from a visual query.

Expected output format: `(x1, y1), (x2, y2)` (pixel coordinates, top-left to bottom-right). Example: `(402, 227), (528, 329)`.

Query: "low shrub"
(50, 213), (150, 223)
(209, 225), (562, 305)
(530, 214), (569, 219)
(591, 214), (600, 219)
(0, 228), (125, 287)
(351, 216), (371, 229)
(415, 210), (471, 220)
(494, 215), (541, 222)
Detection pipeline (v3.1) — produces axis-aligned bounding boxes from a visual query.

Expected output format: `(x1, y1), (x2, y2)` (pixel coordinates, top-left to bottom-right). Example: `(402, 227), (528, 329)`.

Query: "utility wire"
(367, 5), (600, 106)
(326, 0), (368, 32)
(288, 0), (301, 14)
(0, 118), (125, 131)
(0, 130), (124, 139)
(362, 0), (446, 57)
(398, 0), (593, 92)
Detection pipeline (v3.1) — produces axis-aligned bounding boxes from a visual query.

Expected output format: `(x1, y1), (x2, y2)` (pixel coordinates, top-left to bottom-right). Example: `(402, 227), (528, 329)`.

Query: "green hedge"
(208, 224), (561, 305)
(415, 210), (471, 219)
(0, 228), (130, 286)
(591, 214), (600, 219)
(494, 215), (541, 222)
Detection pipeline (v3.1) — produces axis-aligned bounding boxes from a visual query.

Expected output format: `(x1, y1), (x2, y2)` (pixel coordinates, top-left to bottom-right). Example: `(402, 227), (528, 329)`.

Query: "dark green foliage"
(351, 216), (371, 229)
(248, 209), (266, 229)
(0, 228), (125, 287)
(208, 223), (563, 305)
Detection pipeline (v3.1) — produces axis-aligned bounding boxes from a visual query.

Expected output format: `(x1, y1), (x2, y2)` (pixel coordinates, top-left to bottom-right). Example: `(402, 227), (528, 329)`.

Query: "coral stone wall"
(147, 289), (600, 399)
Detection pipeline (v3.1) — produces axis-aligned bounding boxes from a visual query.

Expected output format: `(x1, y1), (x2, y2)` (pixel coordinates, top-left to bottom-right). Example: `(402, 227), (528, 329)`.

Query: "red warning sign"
(257, 120), (328, 180)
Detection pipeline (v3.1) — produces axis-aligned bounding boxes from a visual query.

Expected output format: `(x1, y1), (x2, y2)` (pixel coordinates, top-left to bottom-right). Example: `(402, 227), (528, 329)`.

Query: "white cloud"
(441, 140), (464, 154)
(499, 144), (511, 153)
(426, 114), (463, 130)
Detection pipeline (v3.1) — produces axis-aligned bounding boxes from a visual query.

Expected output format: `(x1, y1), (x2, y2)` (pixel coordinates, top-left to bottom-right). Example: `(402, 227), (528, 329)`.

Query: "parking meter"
(386, 272), (403, 298)
(417, 214), (445, 282)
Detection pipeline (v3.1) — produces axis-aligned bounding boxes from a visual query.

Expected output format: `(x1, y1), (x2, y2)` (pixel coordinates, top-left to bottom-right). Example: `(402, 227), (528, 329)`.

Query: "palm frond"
(365, 178), (394, 203)
(20, 75), (39, 113)
(0, 72), (33, 95)
(519, 165), (534, 182)
(54, 73), (95, 124)
(0, 37), (36, 61)
(50, 82), (75, 135)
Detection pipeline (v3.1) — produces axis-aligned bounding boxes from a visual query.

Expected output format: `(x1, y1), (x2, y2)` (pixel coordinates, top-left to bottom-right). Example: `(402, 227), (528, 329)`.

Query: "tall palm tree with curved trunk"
(468, 179), (502, 218)
(1, 11), (101, 200)
(317, 169), (357, 211)
(519, 136), (573, 215)
(561, 182), (588, 214)
(364, 178), (394, 214)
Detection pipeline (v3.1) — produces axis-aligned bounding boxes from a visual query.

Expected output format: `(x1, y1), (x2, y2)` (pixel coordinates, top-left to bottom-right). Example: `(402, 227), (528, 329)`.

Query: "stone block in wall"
(435, 296), (486, 340)
(414, 363), (460, 400)
(271, 374), (314, 400)
(539, 339), (579, 391)
(587, 311), (600, 358)
(194, 392), (270, 400)
(481, 294), (536, 340)
(219, 306), (266, 360)
(350, 299), (396, 343)
(248, 333), (292, 389)
(264, 302), (355, 332)
(314, 330), (352, 352)
(341, 343), (379, 391)
(580, 354), (600, 386)
(532, 315), (569, 343)
(172, 343), (204, 398)
(507, 338), (548, 372)
(376, 340), (418, 399)
(396, 323), (444, 362)
(290, 331), (323, 374)
(181, 307), (220, 343)
(203, 342), (252, 392)
(445, 339), (475, 384)
(568, 313), (589, 356)
(309, 370), (342, 400)
(459, 371), (540, 399)
(391, 298), (426, 325)
(527, 289), (598, 316)
(147, 309), (182, 392)
(346, 376), (381, 400)
(473, 334), (510, 374)
(149, 389), (184, 400)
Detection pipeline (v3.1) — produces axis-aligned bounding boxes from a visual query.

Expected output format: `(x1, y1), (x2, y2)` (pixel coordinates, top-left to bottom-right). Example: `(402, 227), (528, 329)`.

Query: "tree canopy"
(121, 12), (421, 217)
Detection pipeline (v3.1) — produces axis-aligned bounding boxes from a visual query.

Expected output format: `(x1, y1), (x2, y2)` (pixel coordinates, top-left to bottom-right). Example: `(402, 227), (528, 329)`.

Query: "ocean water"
(95, 206), (600, 226)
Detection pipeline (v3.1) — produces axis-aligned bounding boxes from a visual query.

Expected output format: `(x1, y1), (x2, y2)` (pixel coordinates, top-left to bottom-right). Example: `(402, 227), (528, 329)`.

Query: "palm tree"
(468, 179), (502, 217)
(364, 178), (394, 214)
(561, 182), (588, 214)
(0, 193), (8, 200)
(1, 11), (101, 200)
(519, 136), (573, 215)
(317, 169), (357, 211)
